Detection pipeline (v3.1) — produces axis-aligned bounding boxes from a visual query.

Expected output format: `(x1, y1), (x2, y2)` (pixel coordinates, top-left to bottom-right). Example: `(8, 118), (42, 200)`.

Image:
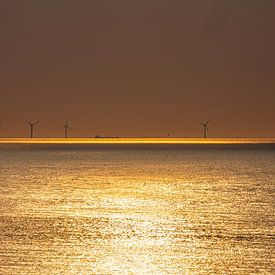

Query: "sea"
(0, 139), (274, 274)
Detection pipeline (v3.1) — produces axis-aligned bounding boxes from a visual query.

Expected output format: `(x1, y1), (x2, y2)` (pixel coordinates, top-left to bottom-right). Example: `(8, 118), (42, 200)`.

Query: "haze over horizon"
(0, 0), (274, 138)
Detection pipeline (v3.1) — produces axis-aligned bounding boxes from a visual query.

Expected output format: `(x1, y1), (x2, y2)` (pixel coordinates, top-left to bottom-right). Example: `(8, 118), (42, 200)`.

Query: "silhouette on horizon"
(60, 120), (72, 138)
(200, 119), (211, 138)
(26, 120), (40, 138)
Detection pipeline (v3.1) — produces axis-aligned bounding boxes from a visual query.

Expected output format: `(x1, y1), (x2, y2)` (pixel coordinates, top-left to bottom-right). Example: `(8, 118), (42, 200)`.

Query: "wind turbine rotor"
(206, 118), (211, 125)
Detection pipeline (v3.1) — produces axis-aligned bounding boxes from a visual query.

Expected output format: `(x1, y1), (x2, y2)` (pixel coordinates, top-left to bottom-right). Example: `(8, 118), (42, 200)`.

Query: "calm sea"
(0, 143), (274, 274)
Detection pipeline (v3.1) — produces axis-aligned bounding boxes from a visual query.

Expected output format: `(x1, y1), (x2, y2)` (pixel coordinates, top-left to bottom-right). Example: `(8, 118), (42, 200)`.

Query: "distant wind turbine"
(200, 118), (211, 138)
(60, 120), (72, 138)
(26, 121), (40, 138)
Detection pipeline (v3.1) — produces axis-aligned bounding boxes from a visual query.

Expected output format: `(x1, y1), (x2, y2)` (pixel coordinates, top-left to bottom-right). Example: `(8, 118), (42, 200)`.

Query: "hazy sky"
(0, 0), (274, 137)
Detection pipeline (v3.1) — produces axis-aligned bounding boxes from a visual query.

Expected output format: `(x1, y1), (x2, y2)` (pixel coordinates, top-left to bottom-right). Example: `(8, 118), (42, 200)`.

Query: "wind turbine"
(200, 118), (211, 138)
(60, 120), (72, 138)
(26, 120), (40, 138)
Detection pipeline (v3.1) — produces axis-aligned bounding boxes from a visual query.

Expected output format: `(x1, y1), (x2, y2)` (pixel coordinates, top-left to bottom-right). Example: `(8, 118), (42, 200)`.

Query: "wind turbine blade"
(60, 126), (65, 129)
(33, 121), (40, 125)
(25, 120), (31, 125)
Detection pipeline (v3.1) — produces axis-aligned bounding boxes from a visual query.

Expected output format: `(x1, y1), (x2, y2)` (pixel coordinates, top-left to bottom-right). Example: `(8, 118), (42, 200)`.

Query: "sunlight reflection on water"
(0, 146), (274, 274)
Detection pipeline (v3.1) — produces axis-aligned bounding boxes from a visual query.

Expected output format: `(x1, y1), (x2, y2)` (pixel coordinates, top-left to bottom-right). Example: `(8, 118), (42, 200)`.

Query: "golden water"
(0, 145), (274, 274)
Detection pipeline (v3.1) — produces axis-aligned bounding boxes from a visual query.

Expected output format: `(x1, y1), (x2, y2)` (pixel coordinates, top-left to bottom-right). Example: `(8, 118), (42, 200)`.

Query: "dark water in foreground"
(0, 144), (274, 274)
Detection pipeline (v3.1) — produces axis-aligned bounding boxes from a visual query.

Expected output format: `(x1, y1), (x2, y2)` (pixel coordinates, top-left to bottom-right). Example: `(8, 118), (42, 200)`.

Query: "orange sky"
(0, 0), (274, 138)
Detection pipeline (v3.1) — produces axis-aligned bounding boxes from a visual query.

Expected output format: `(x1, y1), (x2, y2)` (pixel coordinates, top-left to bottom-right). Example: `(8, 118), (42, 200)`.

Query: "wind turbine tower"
(61, 120), (72, 138)
(26, 121), (40, 138)
(200, 119), (211, 138)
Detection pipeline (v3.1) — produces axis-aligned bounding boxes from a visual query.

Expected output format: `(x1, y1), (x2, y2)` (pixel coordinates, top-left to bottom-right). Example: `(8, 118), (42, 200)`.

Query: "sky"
(0, 0), (274, 138)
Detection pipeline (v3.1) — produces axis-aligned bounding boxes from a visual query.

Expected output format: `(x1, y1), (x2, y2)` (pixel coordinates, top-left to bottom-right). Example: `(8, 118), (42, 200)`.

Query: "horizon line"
(0, 137), (275, 145)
